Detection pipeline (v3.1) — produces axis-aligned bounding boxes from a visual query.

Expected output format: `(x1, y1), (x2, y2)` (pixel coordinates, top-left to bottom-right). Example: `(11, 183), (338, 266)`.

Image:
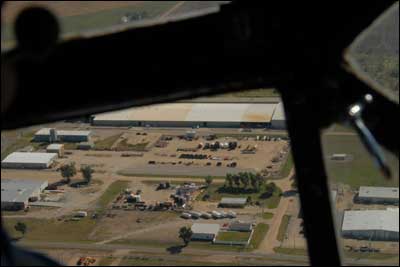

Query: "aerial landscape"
(1, 1), (399, 266)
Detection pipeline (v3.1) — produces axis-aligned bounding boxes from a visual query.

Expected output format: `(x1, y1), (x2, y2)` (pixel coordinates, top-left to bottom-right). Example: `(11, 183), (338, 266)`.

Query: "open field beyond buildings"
(216, 231), (251, 242)
(322, 134), (399, 188)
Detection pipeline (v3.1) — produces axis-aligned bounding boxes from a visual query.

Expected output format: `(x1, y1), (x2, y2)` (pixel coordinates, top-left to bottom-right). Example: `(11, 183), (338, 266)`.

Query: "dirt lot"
(46, 130), (289, 178)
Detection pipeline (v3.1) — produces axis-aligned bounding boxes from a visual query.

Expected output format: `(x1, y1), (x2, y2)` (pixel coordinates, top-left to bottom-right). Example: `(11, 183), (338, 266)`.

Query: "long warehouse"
(341, 209), (399, 241)
(1, 152), (58, 169)
(92, 102), (285, 128)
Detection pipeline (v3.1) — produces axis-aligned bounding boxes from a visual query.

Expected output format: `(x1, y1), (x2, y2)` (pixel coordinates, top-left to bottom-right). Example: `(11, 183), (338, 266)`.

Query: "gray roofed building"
(1, 179), (48, 210)
(219, 197), (247, 208)
(34, 128), (91, 142)
(229, 221), (253, 232)
(191, 223), (221, 241)
(1, 152), (58, 169)
(342, 209), (399, 241)
(357, 186), (399, 205)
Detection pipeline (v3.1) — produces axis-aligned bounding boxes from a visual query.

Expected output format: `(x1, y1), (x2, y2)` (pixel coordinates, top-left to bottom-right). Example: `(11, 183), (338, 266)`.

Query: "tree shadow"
(10, 237), (23, 242)
(166, 245), (185, 255)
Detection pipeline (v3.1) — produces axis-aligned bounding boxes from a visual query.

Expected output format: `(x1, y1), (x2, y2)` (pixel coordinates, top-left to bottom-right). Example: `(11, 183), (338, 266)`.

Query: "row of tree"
(224, 172), (266, 192)
(59, 162), (94, 184)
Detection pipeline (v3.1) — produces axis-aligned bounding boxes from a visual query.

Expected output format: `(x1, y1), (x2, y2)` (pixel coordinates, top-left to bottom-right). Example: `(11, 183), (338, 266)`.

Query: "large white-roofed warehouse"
(1, 152), (58, 169)
(341, 209), (399, 241)
(92, 102), (286, 128)
(1, 179), (48, 210)
(356, 186), (399, 205)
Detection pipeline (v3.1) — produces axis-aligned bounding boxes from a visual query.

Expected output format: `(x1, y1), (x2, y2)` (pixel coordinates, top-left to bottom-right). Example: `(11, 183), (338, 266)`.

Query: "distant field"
(2, 1), (179, 44)
(1, 131), (39, 160)
(3, 217), (96, 243)
(322, 134), (399, 188)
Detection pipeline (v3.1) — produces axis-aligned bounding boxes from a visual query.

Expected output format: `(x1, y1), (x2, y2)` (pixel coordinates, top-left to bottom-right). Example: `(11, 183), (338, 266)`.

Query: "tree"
(240, 172), (250, 189)
(249, 173), (257, 192)
(60, 162), (77, 184)
(14, 222), (27, 238)
(81, 165), (94, 184)
(204, 175), (213, 187)
(225, 173), (233, 188)
(231, 174), (239, 188)
(254, 173), (265, 192)
(179, 226), (193, 246)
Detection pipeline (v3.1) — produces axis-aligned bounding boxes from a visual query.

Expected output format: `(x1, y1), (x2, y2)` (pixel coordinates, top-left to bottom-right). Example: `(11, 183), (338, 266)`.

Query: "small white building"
(342, 209), (399, 241)
(46, 144), (65, 157)
(1, 152), (58, 169)
(1, 179), (48, 210)
(357, 186), (399, 205)
(191, 223), (220, 241)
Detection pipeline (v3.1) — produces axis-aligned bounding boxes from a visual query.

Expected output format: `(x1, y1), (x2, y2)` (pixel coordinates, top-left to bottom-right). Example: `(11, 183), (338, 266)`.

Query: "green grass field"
(216, 231), (251, 242)
(247, 223), (269, 250)
(115, 139), (149, 151)
(95, 180), (130, 214)
(260, 212), (274, 220)
(2, 2), (179, 44)
(322, 134), (399, 188)
(3, 217), (96, 243)
(277, 215), (291, 242)
(1, 131), (39, 160)
(197, 184), (281, 209)
(94, 134), (122, 150)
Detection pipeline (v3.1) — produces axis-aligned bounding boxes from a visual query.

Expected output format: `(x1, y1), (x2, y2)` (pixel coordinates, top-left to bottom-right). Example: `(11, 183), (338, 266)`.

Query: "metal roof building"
(271, 102), (286, 129)
(1, 179), (48, 210)
(219, 197), (247, 208)
(191, 223), (221, 241)
(1, 152), (58, 169)
(34, 128), (91, 142)
(357, 186), (399, 205)
(341, 209), (399, 241)
(92, 102), (281, 128)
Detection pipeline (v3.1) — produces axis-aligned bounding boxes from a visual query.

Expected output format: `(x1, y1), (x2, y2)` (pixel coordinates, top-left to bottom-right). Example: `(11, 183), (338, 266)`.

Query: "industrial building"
(219, 197), (247, 208)
(1, 152), (58, 169)
(191, 223), (221, 241)
(92, 102), (286, 129)
(1, 179), (48, 210)
(34, 128), (91, 142)
(356, 186), (399, 205)
(228, 221), (253, 232)
(270, 102), (286, 129)
(341, 209), (399, 241)
(46, 144), (65, 157)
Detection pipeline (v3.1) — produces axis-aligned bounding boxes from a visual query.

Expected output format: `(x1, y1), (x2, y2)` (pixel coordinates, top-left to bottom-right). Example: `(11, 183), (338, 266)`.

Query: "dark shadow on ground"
(166, 245), (185, 254)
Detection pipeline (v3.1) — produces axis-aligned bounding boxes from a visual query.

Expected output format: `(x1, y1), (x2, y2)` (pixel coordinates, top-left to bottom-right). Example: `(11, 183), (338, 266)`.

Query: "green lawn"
(260, 212), (274, 220)
(216, 231), (251, 242)
(95, 180), (130, 214)
(94, 134), (123, 150)
(198, 184), (282, 209)
(115, 139), (149, 151)
(3, 217), (96, 243)
(2, 2), (179, 44)
(274, 152), (293, 179)
(247, 223), (269, 250)
(322, 134), (399, 188)
(1, 131), (40, 160)
(277, 215), (291, 242)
